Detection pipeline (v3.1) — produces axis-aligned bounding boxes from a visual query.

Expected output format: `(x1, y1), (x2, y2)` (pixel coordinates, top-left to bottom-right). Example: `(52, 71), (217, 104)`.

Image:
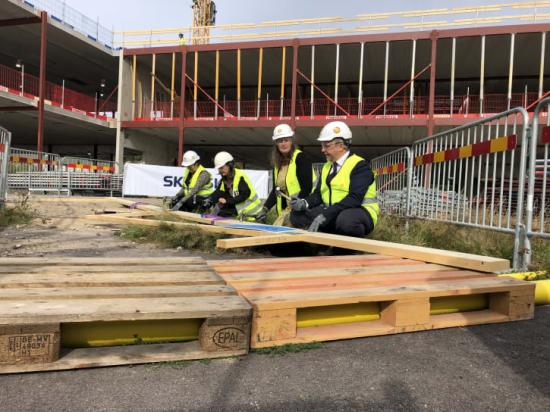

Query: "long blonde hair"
(271, 144), (296, 170)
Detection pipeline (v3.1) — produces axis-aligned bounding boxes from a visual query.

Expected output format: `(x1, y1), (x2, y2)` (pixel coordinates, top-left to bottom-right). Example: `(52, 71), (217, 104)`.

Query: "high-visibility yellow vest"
(220, 168), (262, 219)
(273, 149), (315, 215)
(182, 164), (214, 197)
(320, 154), (379, 225)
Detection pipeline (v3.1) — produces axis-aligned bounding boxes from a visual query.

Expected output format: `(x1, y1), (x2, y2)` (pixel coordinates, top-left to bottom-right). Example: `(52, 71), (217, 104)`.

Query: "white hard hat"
(181, 150), (200, 167)
(272, 123), (294, 141)
(214, 151), (234, 169)
(317, 121), (352, 142)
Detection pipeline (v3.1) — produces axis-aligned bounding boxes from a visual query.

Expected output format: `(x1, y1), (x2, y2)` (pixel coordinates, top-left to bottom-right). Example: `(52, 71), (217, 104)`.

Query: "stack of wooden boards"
(0, 257), (251, 374)
(210, 255), (535, 349)
(0, 196), (534, 374)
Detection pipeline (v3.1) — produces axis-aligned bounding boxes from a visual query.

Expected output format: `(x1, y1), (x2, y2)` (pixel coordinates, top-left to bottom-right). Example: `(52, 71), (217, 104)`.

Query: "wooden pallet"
(209, 255), (535, 349)
(0, 257), (251, 373)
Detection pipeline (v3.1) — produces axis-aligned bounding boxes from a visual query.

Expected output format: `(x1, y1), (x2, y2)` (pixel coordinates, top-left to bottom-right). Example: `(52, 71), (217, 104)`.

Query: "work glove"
(202, 198), (213, 209)
(290, 198), (308, 212)
(308, 214), (327, 232)
(255, 206), (269, 222)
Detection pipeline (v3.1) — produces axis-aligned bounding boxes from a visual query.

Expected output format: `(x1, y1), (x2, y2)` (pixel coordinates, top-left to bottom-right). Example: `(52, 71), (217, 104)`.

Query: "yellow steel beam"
(215, 50), (219, 102)
(257, 48), (263, 100)
(280, 46), (286, 99)
(170, 52), (175, 103)
(131, 55), (136, 118)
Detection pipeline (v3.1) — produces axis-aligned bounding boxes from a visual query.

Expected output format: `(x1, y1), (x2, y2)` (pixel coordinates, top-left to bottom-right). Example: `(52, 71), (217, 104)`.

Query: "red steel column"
(427, 30), (438, 137)
(178, 46), (188, 165)
(37, 11), (47, 152)
(290, 40), (299, 129)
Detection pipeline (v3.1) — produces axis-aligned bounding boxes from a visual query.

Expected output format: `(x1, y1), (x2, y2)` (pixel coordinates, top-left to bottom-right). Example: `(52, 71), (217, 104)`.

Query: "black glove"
(291, 198), (308, 212)
(170, 195), (183, 210)
(255, 206), (269, 222)
(308, 214), (327, 232)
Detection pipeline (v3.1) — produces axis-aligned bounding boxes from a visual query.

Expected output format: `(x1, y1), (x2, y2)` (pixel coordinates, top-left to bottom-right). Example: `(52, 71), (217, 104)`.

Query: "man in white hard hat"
(290, 121), (379, 238)
(256, 123), (314, 222)
(204, 151), (263, 220)
(170, 150), (214, 211)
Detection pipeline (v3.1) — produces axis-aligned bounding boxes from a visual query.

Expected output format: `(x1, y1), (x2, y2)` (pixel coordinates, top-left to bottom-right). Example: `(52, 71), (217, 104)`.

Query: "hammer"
(275, 186), (293, 202)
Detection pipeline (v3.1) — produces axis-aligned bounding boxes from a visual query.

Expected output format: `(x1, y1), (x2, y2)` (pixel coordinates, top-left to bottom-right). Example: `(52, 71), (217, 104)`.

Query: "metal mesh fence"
(526, 97), (550, 240)
(0, 127), (11, 206)
(371, 147), (412, 217)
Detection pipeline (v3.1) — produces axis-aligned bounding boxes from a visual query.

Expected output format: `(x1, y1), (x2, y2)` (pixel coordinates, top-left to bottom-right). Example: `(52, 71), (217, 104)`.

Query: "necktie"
(327, 162), (338, 184)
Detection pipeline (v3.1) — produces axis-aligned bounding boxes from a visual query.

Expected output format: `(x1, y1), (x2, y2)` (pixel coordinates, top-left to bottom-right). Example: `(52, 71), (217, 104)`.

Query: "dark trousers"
(290, 205), (375, 238)
(176, 195), (208, 212)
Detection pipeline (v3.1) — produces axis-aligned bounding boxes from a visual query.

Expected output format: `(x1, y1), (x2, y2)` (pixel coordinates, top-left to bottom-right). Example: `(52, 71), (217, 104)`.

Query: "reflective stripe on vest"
(273, 149), (315, 215)
(220, 168), (263, 218)
(320, 154), (380, 225)
(183, 164), (214, 197)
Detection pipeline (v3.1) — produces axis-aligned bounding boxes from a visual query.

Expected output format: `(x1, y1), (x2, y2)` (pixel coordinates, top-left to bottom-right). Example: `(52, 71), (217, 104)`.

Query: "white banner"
(123, 163), (270, 198)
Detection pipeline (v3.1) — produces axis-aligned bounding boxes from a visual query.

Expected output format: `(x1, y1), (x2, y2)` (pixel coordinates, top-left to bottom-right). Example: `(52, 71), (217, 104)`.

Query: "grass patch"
(254, 342), (323, 356)
(117, 222), (260, 255)
(0, 195), (36, 229)
(370, 215), (550, 272)
(118, 222), (222, 252)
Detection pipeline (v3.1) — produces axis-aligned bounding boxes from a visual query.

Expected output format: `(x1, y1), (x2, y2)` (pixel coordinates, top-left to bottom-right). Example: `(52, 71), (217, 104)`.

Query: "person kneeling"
(205, 151), (262, 221)
(171, 150), (214, 212)
(290, 121), (379, 238)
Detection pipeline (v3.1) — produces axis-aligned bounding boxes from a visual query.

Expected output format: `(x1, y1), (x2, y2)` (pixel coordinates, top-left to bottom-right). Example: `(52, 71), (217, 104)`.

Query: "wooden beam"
(304, 233), (509, 273)
(84, 214), (269, 237)
(0, 257), (204, 266)
(216, 232), (510, 273)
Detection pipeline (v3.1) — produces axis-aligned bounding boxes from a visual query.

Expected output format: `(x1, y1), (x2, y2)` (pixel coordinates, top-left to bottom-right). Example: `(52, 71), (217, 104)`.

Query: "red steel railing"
(135, 91), (540, 121)
(0, 63), (117, 119)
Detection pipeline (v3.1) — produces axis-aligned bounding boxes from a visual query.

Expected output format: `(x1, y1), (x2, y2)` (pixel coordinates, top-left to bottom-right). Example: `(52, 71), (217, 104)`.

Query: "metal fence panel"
(61, 157), (122, 194)
(526, 97), (550, 242)
(0, 127), (11, 206)
(409, 108), (529, 269)
(371, 147), (413, 217)
(7, 147), (63, 193)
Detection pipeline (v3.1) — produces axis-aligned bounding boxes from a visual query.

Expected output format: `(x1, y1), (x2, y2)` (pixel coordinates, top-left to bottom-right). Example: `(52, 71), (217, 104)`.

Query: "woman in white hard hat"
(205, 151), (263, 220)
(290, 120), (379, 238)
(170, 150), (214, 211)
(255, 123), (313, 223)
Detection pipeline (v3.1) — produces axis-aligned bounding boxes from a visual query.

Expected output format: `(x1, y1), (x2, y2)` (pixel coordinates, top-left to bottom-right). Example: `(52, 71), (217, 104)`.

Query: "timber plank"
(0, 257), (205, 266)
(304, 233), (510, 273)
(215, 233), (510, 273)
(217, 263), (448, 282)
(208, 254), (394, 266)
(209, 256), (413, 274)
(244, 277), (533, 310)
(0, 285), (236, 300)
(0, 264), (212, 274)
(225, 270), (494, 293)
(84, 214), (268, 236)
(0, 341), (245, 374)
(0, 271), (225, 288)
(0, 295), (250, 324)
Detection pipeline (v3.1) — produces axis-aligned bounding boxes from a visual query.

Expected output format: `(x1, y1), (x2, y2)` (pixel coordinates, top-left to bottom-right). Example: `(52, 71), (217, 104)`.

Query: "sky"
(64, 0), (532, 31)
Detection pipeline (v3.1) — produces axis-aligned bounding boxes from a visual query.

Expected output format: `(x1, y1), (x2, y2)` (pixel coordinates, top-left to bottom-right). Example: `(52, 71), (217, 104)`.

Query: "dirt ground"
(0, 196), (245, 260)
(0, 196), (548, 411)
